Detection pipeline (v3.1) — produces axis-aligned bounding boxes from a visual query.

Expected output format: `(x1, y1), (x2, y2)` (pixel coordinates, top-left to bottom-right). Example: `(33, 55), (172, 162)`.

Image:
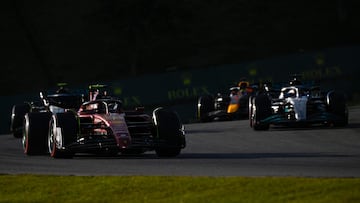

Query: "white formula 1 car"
(249, 76), (348, 130)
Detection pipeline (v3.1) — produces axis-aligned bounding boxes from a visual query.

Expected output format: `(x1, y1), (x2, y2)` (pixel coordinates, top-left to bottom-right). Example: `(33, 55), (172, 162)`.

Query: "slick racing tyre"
(251, 94), (271, 131)
(326, 91), (348, 127)
(238, 94), (250, 118)
(48, 112), (78, 158)
(10, 103), (31, 138)
(23, 112), (52, 155)
(153, 108), (185, 157)
(197, 95), (214, 122)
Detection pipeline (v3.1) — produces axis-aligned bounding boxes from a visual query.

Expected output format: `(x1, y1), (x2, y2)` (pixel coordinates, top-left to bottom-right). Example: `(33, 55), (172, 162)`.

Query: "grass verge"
(0, 175), (359, 203)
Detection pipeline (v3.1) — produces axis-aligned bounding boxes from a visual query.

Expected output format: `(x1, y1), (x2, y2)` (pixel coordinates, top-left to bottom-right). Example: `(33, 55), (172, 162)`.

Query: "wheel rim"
(249, 100), (253, 127)
(22, 116), (29, 153)
(48, 118), (63, 155)
(252, 107), (257, 127)
(48, 120), (55, 154)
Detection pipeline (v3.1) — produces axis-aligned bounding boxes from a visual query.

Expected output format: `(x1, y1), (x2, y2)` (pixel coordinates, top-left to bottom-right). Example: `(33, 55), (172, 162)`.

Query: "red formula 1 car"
(21, 85), (186, 158)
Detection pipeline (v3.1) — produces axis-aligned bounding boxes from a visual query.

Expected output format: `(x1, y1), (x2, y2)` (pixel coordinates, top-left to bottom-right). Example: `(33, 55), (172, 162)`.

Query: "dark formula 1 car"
(197, 81), (256, 122)
(249, 76), (349, 130)
(10, 84), (83, 138)
(21, 85), (186, 158)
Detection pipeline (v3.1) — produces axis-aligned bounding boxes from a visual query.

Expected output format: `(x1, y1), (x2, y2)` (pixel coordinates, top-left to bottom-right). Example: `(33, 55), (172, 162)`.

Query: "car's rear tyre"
(48, 112), (77, 158)
(23, 112), (52, 155)
(11, 103), (31, 138)
(238, 94), (250, 118)
(153, 108), (185, 157)
(327, 91), (348, 127)
(197, 95), (214, 122)
(251, 94), (271, 131)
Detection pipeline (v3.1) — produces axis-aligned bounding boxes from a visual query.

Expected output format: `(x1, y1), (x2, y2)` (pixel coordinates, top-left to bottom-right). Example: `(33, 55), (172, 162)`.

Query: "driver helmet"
(238, 81), (249, 89)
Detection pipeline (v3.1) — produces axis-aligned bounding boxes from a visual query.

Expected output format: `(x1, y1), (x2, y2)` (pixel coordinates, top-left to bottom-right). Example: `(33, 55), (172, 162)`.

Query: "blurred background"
(1, 0), (360, 133)
(2, 0), (360, 94)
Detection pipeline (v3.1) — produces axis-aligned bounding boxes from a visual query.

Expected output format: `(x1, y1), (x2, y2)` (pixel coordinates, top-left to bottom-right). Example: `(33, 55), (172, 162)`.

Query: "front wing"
(259, 112), (346, 126)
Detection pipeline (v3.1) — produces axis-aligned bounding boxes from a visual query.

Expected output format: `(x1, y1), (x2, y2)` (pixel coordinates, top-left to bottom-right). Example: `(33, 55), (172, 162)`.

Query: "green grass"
(0, 175), (359, 203)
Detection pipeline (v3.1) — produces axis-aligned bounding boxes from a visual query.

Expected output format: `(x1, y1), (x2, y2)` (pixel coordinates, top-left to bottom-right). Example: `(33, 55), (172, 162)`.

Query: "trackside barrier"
(0, 46), (359, 134)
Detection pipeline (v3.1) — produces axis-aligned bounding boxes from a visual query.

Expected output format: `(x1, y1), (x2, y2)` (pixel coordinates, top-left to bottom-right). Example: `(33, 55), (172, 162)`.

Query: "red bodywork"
(77, 100), (133, 150)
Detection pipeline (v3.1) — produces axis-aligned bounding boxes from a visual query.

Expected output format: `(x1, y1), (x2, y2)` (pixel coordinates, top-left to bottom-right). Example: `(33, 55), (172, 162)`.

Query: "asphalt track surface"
(1, 107), (360, 177)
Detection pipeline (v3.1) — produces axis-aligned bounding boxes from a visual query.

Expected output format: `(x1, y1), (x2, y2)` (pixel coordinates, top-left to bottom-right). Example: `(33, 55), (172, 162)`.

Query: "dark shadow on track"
(69, 152), (353, 160)
(346, 123), (360, 129)
(186, 129), (225, 134)
(72, 153), (160, 159)
(269, 122), (360, 131)
(178, 152), (352, 159)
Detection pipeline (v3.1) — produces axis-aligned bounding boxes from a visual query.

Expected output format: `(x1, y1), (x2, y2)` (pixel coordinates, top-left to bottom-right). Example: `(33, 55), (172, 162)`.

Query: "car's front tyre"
(48, 113), (77, 158)
(251, 94), (271, 131)
(153, 108), (185, 157)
